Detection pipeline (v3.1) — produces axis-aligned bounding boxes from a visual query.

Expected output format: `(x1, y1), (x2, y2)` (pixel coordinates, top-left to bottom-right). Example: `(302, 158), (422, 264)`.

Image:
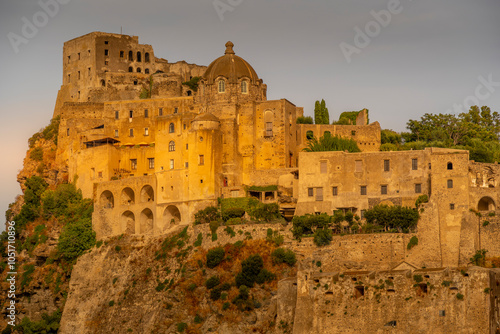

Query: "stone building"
(53, 32), (381, 239)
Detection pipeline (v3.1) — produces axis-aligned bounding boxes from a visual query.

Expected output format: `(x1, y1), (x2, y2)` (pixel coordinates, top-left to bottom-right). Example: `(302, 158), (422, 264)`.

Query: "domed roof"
(203, 42), (259, 84)
(192, 112), (219, 122)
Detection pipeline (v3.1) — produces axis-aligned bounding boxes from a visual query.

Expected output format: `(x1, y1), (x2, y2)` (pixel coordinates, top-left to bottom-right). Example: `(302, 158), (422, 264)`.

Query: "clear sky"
(1, 0), (499, 230)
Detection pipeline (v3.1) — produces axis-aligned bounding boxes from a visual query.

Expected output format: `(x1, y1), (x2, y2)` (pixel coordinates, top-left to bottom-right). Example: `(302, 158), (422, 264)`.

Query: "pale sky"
(1, 0), (499, 230)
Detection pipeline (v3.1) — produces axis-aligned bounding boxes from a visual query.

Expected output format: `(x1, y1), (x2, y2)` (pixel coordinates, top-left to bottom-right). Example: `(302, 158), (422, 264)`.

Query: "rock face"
(59, 225), (293, 334)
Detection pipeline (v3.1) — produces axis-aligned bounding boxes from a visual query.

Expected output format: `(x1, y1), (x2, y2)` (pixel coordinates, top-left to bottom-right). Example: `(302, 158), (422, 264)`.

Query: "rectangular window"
(265, 122), (273, 137)
(185, 162), (189, 168)
(415, 184), (422, 193)
(98, 171), (102, 178)
(120, 51), (124, 58)
(320, 161), (327, 174)
(129, 129), (134, 137)
(114, 129), (118, 138)
(447, 179), (453, 188)
(384, 160), (390, 172)
(183, 123), (187, 130)
(78, 71), (81, 80)
(67, 74), (70, 83)
(144, 128), (149, 136)
(308, 188), (314, 197)
(332, 186), (338, 196)
(360, 186), (367, 195)
(174, 107), (178, 114)
(381, 185), (388, 195)
(186, 144), (189, 150)
(88, 67), (91, 76)
(316, 187), (323, 201)
(104, 41), (108, 44)
(66, 128), (70, 136)
(115, 111), (119, 119)
(450, 203), (455, 210)
(129, 110), (133, 118)
(104, 49), (109, 56)
(231, 190), (239, 198)
(199, 155), (205, 165)
(412, 158), (418, 170)
(78, 52), (80, 60)
(104, 60), (109, 65)
(148, 158), (154, 169)
(130, 159), (137, 170)
(159, 108), (163, 116)
(144, 109), (149, 118)
(355, 160), (363, 173)
(170, 159), (174, 170)
(67, 55), (70, 63)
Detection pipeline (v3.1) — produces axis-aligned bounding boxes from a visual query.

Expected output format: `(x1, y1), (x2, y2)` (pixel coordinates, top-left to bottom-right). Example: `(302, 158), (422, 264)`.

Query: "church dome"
(203, 42), (259, 84)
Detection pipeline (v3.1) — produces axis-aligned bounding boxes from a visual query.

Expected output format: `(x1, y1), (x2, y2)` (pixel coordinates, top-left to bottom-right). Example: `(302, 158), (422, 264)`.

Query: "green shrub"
(296, 116), (313, 124)
(182, 76), (201, 91)
(222, 302), (230, 310)
(255, 269), (276, 284)
(291, 213), (331, 240)
(205, 276), (221, 289)
(226, 218), (243, 225)
(249, 203), (281, 222)
(188, 283), (197, 292)
(176, 322), (188, 333)
(210, 287), (222, 301)
(415, 195), (429, 208)
(109, 300), (115, 306)
(271, 248), (296, 266)
(364, 205), (419, 232)
(194, 206), (219, 225)
(206, 247), (225, 268)
(224, 226), (236, 238)
(266, 229), (284, 246)
(193, 233), (203, 247)
(483, 221), (490, 227)
(413, 275), (423, 283)
(235, 254), (263, 288)
(209, 221), (219, 234)
(313, 228), (333, 246)
(407, 236), (418, 250)
(222, 207), (245, 221)
(15, 309), (61, 334)
(21, 264), (36, 290)
(194, 314), (203, 324)
(30, 147), (44, 161)
(470, 249), (488, 266)
(456, 293), (464, 300)
(57, 217), (96, 261)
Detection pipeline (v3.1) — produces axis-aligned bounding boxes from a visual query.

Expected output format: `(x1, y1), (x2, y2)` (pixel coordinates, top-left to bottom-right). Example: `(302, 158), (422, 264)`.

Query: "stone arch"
(100, 79), (106, 87)
(145, 52), (150, 62)
(478, 196), (495, 211)
(128, 67), (133, 73)
(241, 80), (248, 94)
(169, 123), (175, 133)
(145, 68), (150, 74)
(306, 130), (314, 140)
(187, 90), (192, 96)
(137, 68), (141, 73)
(140, 185), (154, 203)
(447, 162), (453, 170)
(128, 51), (133, 61)
(121, 211), (135, 234)
(140, 208), (154, 235)
(136, 51), (142, 62)
(121, 187), (135, 205)
(163, 205), (181, 228)
(100, 190), (114, 209)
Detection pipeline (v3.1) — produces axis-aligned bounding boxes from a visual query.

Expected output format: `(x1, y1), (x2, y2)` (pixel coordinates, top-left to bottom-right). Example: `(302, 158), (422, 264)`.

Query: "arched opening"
(145, 68), (150, 74)
(136, 68), (141, 73)
(121, 187), (135, 205)
(163, 205), (181, 228)
(187, 90), (192, 96)
(100, 190), (114, 209)
(121, 211), (135, 234)
(169, 123), (175, 133)
(145, 52), (150, 62)
(264, 110), (273, 137)
(140, 185), (154, 203)
(218, 80), (225, 93)
(447, 162), (453, 170)
(324, 131), (331, 137)
(478, 197), (495, 211)
(100, 79), (106, 87)
(169, 141), (175, 152)
(128, 67), (133, 73)
(241, 81), (248, 94)
(136, 51), (142, 62)
(128, 51), (133, 61)
(140, 208), (153, 235)
(306, 130), (314, 140)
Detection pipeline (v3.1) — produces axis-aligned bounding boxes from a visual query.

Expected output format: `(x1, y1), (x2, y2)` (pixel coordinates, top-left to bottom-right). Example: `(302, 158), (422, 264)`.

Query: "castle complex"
(34, 31), (500, 333)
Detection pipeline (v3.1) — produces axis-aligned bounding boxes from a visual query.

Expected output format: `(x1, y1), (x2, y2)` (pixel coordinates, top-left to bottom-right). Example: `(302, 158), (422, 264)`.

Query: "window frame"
(360, 185), (367, 196)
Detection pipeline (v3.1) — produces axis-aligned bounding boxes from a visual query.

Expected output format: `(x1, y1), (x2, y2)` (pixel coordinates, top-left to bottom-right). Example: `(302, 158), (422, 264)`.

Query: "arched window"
(241, 81), (248, 94)
(128, 51), (133, 61)
(136, 52), (142, 62)
(447, 162), (453, 170)
(169, 141), (175, 152)
(101, 79), (106, 87)
(145, 52), (150, 63)
(145, 68), (150, 74)
(169, 123), (175, 133)
(137, 68), (141, 73)
(447, 179), (453, 188)
(306, 131), (314, 140)
(324, 131), (331, 137)
(187, 90), (192, 96)
(218, 80), (225, 93)
(128, 67), (133, 73)
(264, 110), (273, 137)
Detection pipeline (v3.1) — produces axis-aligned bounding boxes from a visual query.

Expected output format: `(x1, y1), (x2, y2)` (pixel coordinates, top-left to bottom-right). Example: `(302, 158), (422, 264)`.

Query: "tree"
(296, 116), (313, 124)
(303, 132), (361, 152)
(314, 99), (329, 124)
